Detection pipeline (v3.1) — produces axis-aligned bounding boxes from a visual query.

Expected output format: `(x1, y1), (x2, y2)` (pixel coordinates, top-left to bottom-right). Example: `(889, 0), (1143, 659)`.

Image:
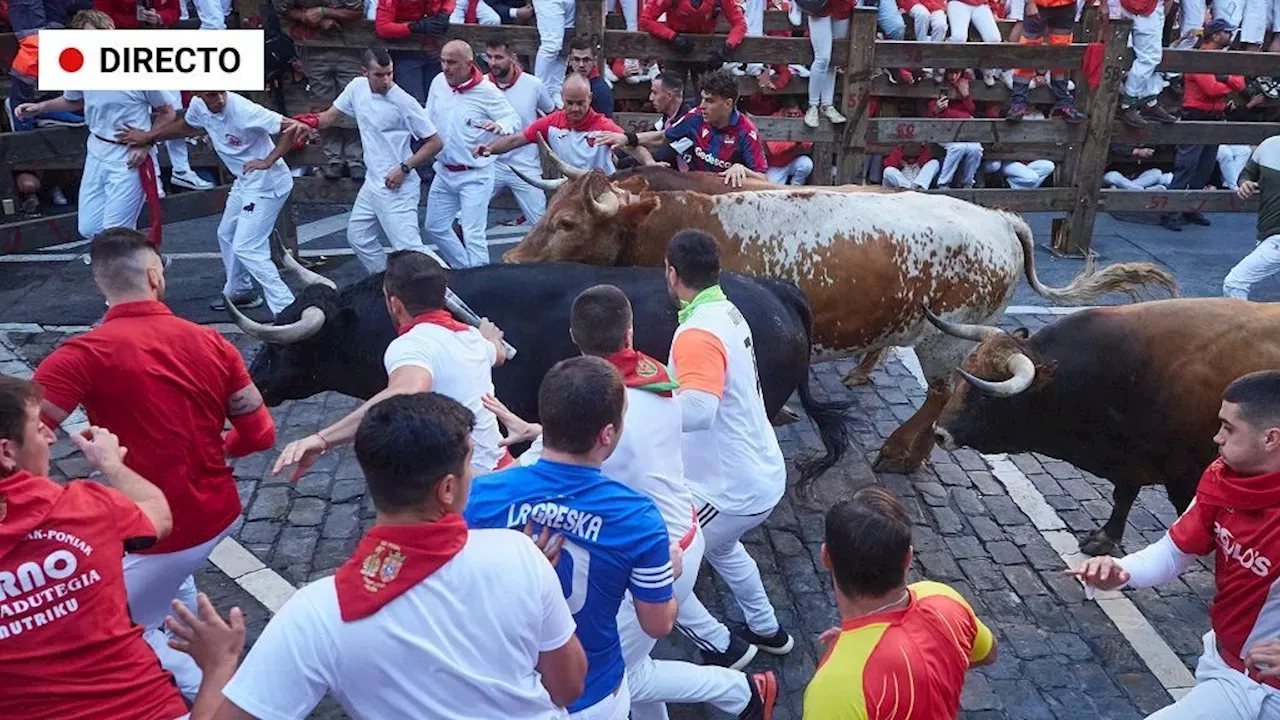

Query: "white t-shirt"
(185, 92), (293, 198)
(221, 529), (575, 720)
(65, 90), (180, 163)
(426, 73), (521, 169)
(602, 387), (696, 543)
(492, 70), (556, 170)
(523, 109), (622, 175)
(384, 323), (504, 471)
(334, 78), (438, 197)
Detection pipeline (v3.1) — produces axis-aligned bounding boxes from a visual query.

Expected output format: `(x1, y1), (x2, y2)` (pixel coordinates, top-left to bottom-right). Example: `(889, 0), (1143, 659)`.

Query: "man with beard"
(1075, 370), (1280, 719)
(484, 39), (556, 226)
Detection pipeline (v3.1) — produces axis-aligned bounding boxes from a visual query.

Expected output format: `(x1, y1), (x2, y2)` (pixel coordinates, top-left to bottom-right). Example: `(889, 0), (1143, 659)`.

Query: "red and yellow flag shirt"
(804, 581), (994, 720)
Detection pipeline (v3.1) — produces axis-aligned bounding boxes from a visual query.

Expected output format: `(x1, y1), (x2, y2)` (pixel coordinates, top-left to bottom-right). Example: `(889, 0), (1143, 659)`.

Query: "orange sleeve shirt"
(670, 328), (728, 399)
(803, 581), (994, 720)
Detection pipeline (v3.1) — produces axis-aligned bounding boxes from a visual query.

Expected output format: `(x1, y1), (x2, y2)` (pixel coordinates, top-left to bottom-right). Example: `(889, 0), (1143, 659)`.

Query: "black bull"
(246, 262), (853, 482)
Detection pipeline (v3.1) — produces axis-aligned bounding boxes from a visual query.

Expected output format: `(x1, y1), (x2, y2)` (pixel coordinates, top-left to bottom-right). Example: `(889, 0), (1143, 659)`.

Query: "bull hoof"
(872, 451), (925, 474)
(772, 406), (801, 426)
(841, 369), (873, 388)
(1078, 530), (1118, 557)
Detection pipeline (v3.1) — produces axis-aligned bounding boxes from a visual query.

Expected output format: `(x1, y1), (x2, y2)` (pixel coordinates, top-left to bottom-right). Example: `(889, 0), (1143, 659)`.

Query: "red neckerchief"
(334, 514), (469, 622)
(605, 348), (679, 397)
(0, 470), (63, 558)
(398, 309), (471, 336)
(1194, 458), (1280, 511)
(488, 64), (522, 91)
(450, 66), (484, 93)
(564, 107), (604, 132)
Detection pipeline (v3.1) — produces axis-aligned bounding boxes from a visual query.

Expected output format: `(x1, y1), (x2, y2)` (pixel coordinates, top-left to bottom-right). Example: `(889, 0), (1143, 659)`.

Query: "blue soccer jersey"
(662, 107), (768, 174)
(464, 459), (674, 713)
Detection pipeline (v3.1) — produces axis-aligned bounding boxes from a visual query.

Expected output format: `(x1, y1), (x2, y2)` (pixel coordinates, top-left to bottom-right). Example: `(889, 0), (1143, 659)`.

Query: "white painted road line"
(894, 346), (1196, 699)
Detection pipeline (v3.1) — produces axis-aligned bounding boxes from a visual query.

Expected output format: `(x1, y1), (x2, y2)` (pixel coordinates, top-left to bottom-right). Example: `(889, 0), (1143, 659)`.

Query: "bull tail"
(1005, 211), (1180, 304)
(767, 280), (853, 486)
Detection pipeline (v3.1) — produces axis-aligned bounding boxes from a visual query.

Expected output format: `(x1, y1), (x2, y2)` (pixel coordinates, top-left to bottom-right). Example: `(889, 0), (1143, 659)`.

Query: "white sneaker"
(725, 62), (747, 76)
(51, 186), (69, 206)
(804, 106), (820, 128)
(745, 63), (766, 76)
(982, 68), (998, 87)
(170, 168), (214, 190)
(604, 64), (619, 85)
(789, 64), (811, 78)
(623, 58), (644, 83)
(822, 105), (847, 124)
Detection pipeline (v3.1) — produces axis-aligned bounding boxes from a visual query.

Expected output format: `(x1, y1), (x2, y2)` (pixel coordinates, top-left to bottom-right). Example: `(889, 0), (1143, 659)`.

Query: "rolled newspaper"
(445, 288), (517, 361)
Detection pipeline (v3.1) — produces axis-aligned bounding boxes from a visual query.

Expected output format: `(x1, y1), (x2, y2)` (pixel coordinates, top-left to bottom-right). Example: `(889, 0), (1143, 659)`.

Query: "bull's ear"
(618, 196), (661, 228)
(1012, 327), (1030, 339)
(615, 176), (651, 194)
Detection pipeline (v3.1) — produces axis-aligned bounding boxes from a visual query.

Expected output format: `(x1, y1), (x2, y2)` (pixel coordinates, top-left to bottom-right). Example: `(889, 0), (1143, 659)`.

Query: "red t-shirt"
(0, 471), (189, 720)
(34, 300), (251, 554)
(1170, 459), (1280, 667)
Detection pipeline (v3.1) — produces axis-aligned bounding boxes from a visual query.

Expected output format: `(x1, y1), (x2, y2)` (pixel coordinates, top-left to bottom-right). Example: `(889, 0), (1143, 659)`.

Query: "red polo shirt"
(34, 300), (251, 555)
(0, 470), (189, 720)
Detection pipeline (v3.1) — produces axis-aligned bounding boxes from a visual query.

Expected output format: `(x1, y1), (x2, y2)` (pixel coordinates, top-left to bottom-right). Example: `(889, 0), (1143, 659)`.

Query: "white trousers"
(165, 139), (193, 175)
(194, 0), (229, 28)
(987, 159), (1055, 189)
(1103, 168), (1172, 189)
(426, 165), (496, 268)
(450, 0), (501, 23)
(78, 152), (147, 240)
(947, 1), (1002, 42)
(1180, 0), (1248, 34)
(1121, 3), (1164, 100)
(348, 181), (434, 274)
(1148, 632), (1280, 719)
(570, 677), (631, 720)
(766, 156), (814, 185)
(937, 143), (983, 187)
(606, 0), (639, 29)
(744, 0), (765, 35)
(124, 523), (235, 698)
(1224, 234), (1280, 300)
(807, 15), (850, 107)
(535, 0), (575, 104)
(618, 529), (752, 719)
(1239, 0), (1280, 44)
(491, 160), (549, 224)
(675, 500), (779, 653)
(1218, 145), (1254, 190)
(219, 185), (295, 314)
(910, 5), (949, 42)
(883, 159), (940, 189)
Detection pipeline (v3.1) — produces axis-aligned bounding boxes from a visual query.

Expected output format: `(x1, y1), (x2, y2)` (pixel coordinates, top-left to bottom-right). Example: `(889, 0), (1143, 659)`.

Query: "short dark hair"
(355, 393), (475, 511)
(568, 36), (594, 54)
(486, 39), (510, 53)
(1223, 370), (1280, 430)
(539, 356), (624, 454)
(365, 47), (392, 68)
(89, 227), (159, 294)
(700, 69), (739, 103)
(665, 229), (721, 290)
(654, 70), (684, 94)
(383, 251), (447, 314)
(825, 487), (913, 597)
(0, 375), (41, 445)
(571, 285), (632, 356)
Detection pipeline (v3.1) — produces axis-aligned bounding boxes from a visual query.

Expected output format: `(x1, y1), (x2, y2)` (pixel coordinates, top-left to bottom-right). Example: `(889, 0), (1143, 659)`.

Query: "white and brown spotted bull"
(502, 169), (1178, 472)
(926, 298), (1280, 555)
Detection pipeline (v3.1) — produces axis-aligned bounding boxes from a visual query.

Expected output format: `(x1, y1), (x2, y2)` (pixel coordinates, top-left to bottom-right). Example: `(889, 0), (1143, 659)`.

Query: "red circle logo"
(59, 48), (84, 73)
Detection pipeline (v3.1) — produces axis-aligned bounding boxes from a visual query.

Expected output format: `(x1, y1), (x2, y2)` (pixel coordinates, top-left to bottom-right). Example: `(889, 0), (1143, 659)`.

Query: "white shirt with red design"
(522, 109), (623, 175)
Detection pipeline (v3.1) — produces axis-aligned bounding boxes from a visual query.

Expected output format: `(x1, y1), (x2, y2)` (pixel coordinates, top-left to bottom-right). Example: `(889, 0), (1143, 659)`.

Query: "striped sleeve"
(628, 503), (675, 603)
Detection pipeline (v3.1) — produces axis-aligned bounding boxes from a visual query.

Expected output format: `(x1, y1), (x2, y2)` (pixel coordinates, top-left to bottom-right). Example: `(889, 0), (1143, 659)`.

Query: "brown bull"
(928, 299), (1280, 555)
(502, 170), (1178, 472)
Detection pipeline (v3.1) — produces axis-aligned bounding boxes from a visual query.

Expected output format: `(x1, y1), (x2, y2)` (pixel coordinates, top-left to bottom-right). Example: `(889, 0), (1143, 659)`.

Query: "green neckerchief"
(677, 285), (727, 324)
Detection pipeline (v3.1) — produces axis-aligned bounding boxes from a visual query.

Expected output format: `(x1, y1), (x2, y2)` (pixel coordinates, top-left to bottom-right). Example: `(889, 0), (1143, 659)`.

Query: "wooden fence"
(2, 1), (1278, 255)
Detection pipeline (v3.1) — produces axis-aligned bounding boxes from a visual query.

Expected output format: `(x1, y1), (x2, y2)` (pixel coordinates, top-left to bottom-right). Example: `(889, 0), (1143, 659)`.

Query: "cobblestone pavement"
(10, 311), (1211, 720)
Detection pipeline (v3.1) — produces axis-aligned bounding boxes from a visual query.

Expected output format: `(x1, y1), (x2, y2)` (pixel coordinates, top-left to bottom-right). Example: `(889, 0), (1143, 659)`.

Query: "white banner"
(37, 29), (266, 92)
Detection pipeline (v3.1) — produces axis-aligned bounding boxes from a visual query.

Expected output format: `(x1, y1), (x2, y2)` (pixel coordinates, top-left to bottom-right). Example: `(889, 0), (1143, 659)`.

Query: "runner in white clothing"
(665, 230), (793, 671)
(304, 48), (445, 273)
(484, 40), (556, 226)
(117, 92), (308, 317)
(221, 392), (588, 719)
(425, 40), (522, 268)
(272, 251), (510, 481)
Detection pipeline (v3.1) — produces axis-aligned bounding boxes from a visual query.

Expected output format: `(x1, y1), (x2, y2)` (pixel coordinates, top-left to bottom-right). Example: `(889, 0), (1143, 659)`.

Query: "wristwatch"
(399, 162), (412, 174)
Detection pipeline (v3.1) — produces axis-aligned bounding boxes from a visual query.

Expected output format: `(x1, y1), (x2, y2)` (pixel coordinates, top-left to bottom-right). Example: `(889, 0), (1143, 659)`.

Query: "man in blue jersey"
(464, 356), (677, 720)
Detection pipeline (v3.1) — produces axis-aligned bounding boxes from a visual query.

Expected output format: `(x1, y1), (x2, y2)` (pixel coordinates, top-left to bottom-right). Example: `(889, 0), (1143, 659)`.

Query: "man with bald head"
(425, 40), (521, 268)
(476, 74), (653, 176)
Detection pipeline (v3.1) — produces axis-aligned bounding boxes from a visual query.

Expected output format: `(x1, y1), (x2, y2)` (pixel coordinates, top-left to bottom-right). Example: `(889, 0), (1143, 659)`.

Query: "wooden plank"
(614, 75), (812, 100)
(836, 9), (878, 184)
(287, 20), (543, 55)
(603, 30), (823, 65)
(614, 112), (840, 141)
(1098, 189), (1259, 213)
(0, 127), (92, 164)
(875, 40), (1088, 70)
(926, 187), (1076, 211)
(1113, 121), (1280, 146)
(1156, 48), (1279, 76)
(869, 118), (1082, 144)
(1057, 18), (1130, 256)
(604, 10), (798, 32)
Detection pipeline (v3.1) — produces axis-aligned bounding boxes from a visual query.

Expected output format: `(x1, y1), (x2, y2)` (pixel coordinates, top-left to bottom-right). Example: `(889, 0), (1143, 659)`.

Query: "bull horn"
(226, 300), (327, 345)
(922, 304), (1004, 343)
(507, 162), (568, 192)
(280, 252), (337, 290)
(959, 353), (1036, 397)
(537, 134), (587, 179)
(589, 186), (621, 217)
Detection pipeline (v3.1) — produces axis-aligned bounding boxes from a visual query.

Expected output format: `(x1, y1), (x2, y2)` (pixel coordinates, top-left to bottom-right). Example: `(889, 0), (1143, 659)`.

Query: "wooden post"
(1054, 17), (1129, 256)
(575, 0), (606, 74)
(835, 8), (878, 184)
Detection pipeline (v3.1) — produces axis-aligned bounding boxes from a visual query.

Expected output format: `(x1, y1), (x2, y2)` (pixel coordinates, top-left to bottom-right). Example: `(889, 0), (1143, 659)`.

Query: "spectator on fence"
(1006, 0), (1086, 123)
(1237, 0), (1280, 52)
(945, 0), (1004, 87)
(640, 0), (748, 103)
(648, 70), (696, 168)
(805, 487), (997, 718)
(796, 0), (853, 128)
(5, 0), (90, 132)
(276, 0), (366, 180)
(1219, 144), (1254, 190)
(983, 157), (1057, 188)
(1102, 143), (1173, 190)
(1160, 18), (1243, 231)
(901, 0), (947, 80)
(93, 0), (175, 26)
(1222, 135), (1280, 299)
(373, 0), (453, 104)
(533, 0), (576, 105)
(568, 38), (617, 118)
(765, 106), (815, 184)
(928, 72), (984, 187)
(1111, 0), (1178, 128)
(882, 142), (940, 189)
